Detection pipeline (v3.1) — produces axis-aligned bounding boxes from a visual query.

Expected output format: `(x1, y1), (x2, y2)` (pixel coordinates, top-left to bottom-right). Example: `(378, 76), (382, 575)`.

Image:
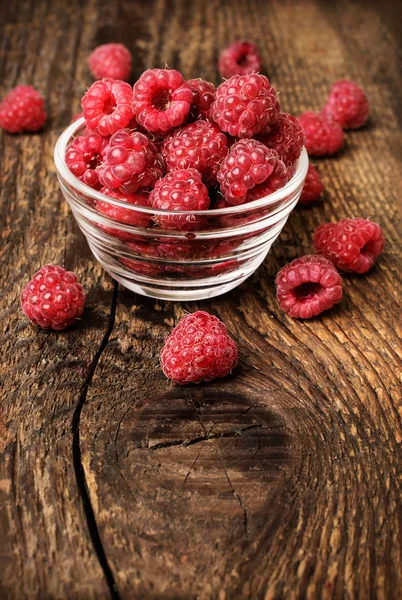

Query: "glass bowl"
(54, 119), (308, 301)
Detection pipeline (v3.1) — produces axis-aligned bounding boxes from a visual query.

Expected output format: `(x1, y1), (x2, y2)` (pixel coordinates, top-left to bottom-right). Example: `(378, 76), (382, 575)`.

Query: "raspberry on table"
(88, 43), (132, 81)
(96, 187), (151, 241)
(99, 129), (164, 194)
(161, 120), (228, 187)
(210, 73), (280, 138)
(299, 165), (323, 205)
(256, 112), (305, 167)
(160, 311), (238, 384)
(81, 78), (134, 136)
(132, 68), (193, 134)
(0, 85), (47, 133)
(218, 40), (262, 79)
(149, 169), (210, 231)
(217, 139), (288, 205)
(323, 80), (369, 130)
(276, 255), (343, 319)
(298, 111), (344, 156)
(20, 265), (85, 330)
(187, 78), (216, 121)
(313, 218), (385, 273)
(65, 133), (107, 189)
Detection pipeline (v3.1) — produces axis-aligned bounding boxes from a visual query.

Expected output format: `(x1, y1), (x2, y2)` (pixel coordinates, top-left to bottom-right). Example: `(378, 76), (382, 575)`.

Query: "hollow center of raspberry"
(103, 95), (116, 115)
(294, 282), (322, 301)
(360, 240), (375, 257)
(237, 53), (249, 66)
(84, 152), (102, 170)
(152, 89), (172, 111)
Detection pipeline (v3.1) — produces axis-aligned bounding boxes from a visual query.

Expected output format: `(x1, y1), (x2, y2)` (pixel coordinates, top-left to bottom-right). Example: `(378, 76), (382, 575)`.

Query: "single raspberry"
(160, 311), (238, 384)
(65, 133), (107, 189)
(323, 80), (369, 130)
(0, 85), (47, 133)
(299, 165), (323, 205)
(218, 40), (262, 79)
(96, 187), (151, 240)
(217, 139), (287, 205)
(88, 43), (132, 81)
(187, 78), (216, 121)
(276, 255), (343, 319)
(298, 111), (344, 156)
(161, 120), (228, 187)
(150, 169), (210, 231)
(132, 69), (193, 134)
(210, 73), (280, 138)
(20, 265), (85, 330)
(81, 78), (134, 136)
(99, 129), (164, 193)
(313, 218), (385, 273)
(256, 112), (305, 167)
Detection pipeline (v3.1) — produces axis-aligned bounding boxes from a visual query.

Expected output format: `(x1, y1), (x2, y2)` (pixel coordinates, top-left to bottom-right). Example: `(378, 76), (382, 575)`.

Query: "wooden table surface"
(1, 0), (402, 598)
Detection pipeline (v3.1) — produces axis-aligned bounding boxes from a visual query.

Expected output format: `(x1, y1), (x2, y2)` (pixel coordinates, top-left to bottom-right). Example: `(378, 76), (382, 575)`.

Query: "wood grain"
(1, 0), (402, 598)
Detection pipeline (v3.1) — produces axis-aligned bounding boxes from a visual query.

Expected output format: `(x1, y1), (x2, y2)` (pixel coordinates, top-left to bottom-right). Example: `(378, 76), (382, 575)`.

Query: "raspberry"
(298, 111), (344, 156)
(313, 218), (385, 273)
(217, 139), (287, 205)
(132, 69), (193, 134)
(276, 255), (343, 319)
(210, 74), (280, 138)
(96, 187), (151, 240)
(256, 112), (305, 167)
(161, 120), (228, 187)
(88, 43), (132, 81)
(149, 169), (210, 231)
(0, 85), (47, 133)
(20, 265), (85, 330)
(65, 133), (107, 189)
(299, 165), (323, 205)
(160, 311), (238, 384)
(81, 78), (134, 136)
(218, 40), (262, 79)
(99, 129), (164, 194)
(323, 80), (369, 130)
(187, 78), (216, 121)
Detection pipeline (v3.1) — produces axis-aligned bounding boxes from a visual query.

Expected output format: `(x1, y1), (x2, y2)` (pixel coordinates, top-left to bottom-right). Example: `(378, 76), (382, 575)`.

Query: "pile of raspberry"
(63, 66), (306, 237)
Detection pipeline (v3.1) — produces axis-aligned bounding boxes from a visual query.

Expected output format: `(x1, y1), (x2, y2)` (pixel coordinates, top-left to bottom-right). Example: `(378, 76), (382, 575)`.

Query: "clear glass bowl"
(54, 119), (308, 301)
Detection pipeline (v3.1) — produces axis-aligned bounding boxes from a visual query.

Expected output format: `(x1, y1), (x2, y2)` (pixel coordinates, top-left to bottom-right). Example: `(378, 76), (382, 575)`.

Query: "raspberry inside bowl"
(54, 118), (308, 301)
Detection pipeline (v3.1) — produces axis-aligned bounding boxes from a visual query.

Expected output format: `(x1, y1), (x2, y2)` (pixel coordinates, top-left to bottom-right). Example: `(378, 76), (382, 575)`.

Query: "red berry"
(298, 111), (344, 156)
(218, 40), (262, 79)
(132, 68), (193, 135)
(99, 129), (164, 194)
(96, 187), (151, 240)
(0, 85), (47, 133)
(313, 218), (385, 273)
(161, 120), (228, 187)
(256, 112), (305, 167)
(299, 165), (323, 205)
(81, 78), (134, 136)
(276, 255), (343, 319)
(20, 265), (85, 330)
(217, 139), (288, 205)
(150, 169), (210, 231)
(323, 80), (369, 130)
(88, 43), (132, 81)
(160, 311), (238, 384)
(65, 133), (107, 189)
(210, 73), (280, 138)
(187, 78), (216, 121)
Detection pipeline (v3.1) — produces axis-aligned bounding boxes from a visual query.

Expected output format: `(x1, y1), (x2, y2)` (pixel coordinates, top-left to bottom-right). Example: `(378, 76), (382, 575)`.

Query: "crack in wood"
(71, 282), (120, 600)
(144, 423), (262, 451)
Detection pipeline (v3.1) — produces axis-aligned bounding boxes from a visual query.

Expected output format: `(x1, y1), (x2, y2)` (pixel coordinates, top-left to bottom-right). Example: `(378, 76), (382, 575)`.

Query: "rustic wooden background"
(1, 0), (402, 598)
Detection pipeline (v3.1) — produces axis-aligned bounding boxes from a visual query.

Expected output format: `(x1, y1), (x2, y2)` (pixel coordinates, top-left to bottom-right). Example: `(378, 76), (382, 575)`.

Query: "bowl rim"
(54, 118), (309, 216)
